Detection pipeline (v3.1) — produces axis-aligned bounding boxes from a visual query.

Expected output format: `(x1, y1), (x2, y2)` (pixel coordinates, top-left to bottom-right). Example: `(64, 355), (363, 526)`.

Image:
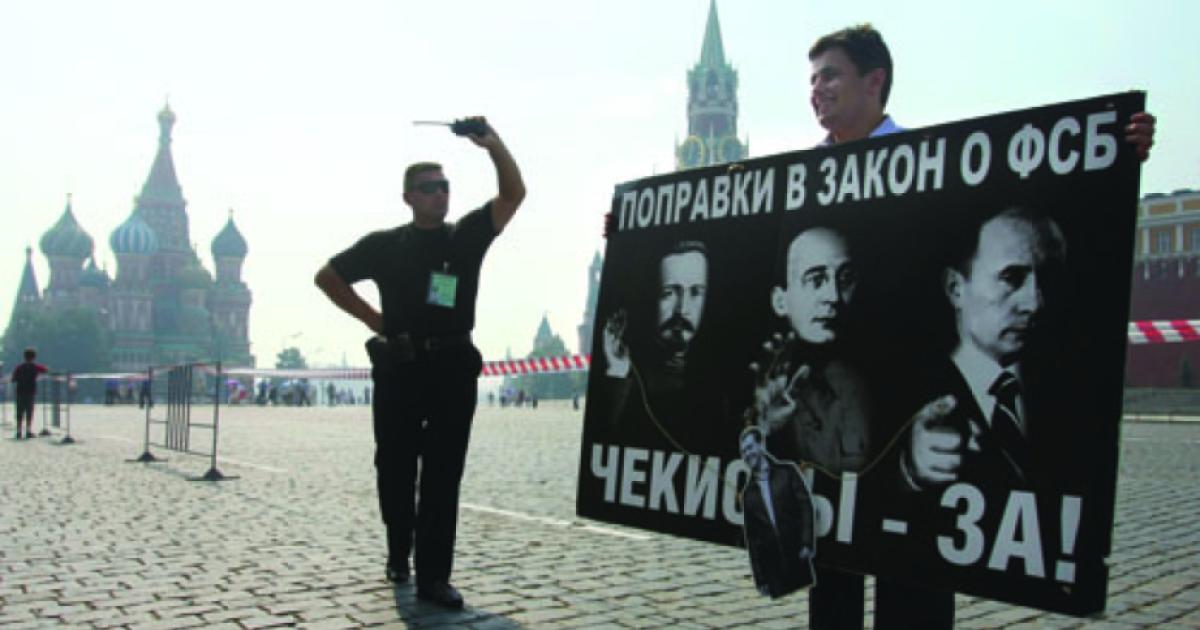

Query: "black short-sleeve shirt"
(11, 362), (47, 395)
(329, 203), (497, 337)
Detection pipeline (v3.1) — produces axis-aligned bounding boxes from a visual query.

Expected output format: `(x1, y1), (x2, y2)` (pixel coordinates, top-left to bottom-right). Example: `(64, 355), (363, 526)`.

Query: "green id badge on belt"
(427, 271), (458, 308)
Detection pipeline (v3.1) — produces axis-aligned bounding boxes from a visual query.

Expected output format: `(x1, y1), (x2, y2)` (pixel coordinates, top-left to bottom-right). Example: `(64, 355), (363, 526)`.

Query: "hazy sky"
(2, 0), (1197, 368)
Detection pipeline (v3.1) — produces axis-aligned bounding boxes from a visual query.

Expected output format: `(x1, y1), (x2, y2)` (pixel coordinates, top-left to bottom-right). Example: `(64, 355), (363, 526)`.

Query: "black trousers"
(810, 567), (954, 630)
(370, 343), (481, 587)
(15, 392), (34, 423)
(809, 567), (864, 630)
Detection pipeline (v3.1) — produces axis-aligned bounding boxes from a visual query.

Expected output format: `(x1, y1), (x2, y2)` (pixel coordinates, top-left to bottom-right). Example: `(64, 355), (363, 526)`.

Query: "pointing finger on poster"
(903, 395), (962, 488)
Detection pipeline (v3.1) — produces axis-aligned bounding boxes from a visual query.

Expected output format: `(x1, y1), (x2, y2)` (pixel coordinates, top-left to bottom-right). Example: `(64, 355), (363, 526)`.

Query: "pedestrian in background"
(11, 347), (48, 439)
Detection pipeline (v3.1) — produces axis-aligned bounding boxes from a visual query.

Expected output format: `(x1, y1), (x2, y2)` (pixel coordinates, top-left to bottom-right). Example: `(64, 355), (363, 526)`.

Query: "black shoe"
(417, 581), (464, 609)
(385, 562), (410, 584)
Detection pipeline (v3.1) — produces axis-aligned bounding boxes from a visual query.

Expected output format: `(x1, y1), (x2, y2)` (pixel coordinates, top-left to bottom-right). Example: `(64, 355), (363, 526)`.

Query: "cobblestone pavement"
(1, 402), (1198, 628)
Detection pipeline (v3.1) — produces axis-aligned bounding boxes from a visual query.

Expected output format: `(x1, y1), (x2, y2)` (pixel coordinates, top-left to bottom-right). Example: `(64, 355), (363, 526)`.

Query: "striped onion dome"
(109, 212), (159, 255)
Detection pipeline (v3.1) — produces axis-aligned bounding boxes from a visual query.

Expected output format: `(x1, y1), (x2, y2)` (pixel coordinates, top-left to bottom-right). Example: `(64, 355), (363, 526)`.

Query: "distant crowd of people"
(484, 388), (584, 411)
(249, 379), (371, 407)
(490, 387), (539, 409)
(92, 377), (373, 408)
(103, 379), (152, 407)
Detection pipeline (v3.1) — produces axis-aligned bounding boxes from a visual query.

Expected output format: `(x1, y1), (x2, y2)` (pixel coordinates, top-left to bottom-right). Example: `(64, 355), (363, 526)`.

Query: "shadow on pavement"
(391, 585), (528, 628)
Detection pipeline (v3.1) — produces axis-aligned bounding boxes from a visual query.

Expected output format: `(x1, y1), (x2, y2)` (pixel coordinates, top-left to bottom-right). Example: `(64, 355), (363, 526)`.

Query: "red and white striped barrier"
(220, 357), (593, 380)
(482, 355), (591, 377)
(1128, 320), (1200, 345)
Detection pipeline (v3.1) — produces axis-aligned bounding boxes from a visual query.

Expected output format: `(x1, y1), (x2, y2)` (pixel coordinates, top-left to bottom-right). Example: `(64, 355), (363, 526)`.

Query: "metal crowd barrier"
(127, 361), (236, 481)
(45, 373), (75, 443)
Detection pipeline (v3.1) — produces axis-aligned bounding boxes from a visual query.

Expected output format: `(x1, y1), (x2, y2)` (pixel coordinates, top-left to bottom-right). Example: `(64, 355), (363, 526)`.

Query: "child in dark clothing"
(11, 348), (48, 439)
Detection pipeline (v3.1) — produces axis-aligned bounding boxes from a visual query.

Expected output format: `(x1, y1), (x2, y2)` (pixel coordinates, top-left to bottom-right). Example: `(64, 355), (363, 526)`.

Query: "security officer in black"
(315, 116), (524, 608)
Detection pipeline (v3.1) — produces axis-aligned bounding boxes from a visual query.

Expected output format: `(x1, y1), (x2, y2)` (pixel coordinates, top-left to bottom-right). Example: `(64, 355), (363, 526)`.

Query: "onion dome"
(79, 257), (111, 288)
(176, 263), (213, 290)
(109, 211), (160, 255)
(40, 195), (94, 259)
(211, 212), (248, 258)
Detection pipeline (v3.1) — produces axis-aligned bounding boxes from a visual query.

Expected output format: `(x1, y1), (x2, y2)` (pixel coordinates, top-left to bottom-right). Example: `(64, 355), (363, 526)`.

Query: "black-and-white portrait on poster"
(738, 425), (817, 598)
(576, 92), (1145, 616)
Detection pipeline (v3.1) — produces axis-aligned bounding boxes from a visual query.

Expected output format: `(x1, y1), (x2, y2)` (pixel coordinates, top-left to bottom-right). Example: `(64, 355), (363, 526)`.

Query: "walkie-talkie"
(413, 118), (489, 136)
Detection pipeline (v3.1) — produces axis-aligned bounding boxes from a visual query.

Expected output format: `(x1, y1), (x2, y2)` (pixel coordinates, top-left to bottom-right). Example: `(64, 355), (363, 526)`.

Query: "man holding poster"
(801, 24), (955, 630)
(585, 20), (1156, 623)
(801, 24), (1156, 630)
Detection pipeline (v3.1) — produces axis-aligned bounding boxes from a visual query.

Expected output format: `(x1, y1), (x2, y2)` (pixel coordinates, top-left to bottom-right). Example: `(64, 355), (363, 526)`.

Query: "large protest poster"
(577, 92), (1145, 616)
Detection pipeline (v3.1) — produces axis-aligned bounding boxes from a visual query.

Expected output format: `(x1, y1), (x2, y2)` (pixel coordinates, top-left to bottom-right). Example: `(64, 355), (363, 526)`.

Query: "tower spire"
(142, 102), (182, 201)
(16, 246), (40, 304)
(136, 104), (189, 253)
(7, 245), (42, 338)
(699, 0), (726, 68)
(157, 100), (176, 146)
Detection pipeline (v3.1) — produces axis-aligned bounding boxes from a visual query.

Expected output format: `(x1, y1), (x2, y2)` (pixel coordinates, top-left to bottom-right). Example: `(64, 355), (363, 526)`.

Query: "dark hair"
(741, 425), (765, 443)
(809, 24), (894, 108)
(665, 239), (708, 260)
(946, 206), (1065, 277)
(403, 162), (443, 191)
(23, 347), (36, 361)
(660, 240), (709, 285)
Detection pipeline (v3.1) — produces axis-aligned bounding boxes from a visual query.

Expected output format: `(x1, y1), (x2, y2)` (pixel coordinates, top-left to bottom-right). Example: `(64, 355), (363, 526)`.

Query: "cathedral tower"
(39, 195), (95, 307)
(1, 248), (42, 367)
(577, 251), (603, 355)
(7, 247), (41, 332)
(209, 211), (253, 364)
(108, 210), (159, 369)
(136, 103), (191, 280)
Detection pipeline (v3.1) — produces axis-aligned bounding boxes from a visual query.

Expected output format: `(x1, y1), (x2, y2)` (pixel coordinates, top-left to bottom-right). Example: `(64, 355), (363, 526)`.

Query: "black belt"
(392, 332), (472, 352)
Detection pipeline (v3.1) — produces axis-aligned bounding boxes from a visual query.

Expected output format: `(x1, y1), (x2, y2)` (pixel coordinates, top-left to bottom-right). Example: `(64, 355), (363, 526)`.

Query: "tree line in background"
(1, 307), (110, 375)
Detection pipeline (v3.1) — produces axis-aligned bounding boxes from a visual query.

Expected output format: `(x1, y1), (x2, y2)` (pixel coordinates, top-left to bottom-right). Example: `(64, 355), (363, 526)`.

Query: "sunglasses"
(413, 180), (450, 194)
